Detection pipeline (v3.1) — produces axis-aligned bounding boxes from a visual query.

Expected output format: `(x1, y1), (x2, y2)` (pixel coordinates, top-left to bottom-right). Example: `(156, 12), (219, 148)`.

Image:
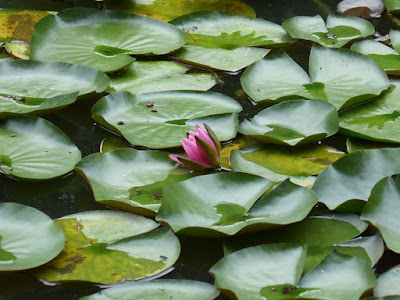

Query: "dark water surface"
(0, 0), (399, 299)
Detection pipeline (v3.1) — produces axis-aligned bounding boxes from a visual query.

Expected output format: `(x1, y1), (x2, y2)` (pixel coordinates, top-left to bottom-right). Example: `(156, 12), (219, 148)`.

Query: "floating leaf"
(241, 47), (390, 110)
(313, 147), (400, 210)
(282, 14), (375, 48)
(361, 175), (400, 253)
(92, 91), (242, 148)
(75, 148), (191, 216)
(383, 0), (400, 13)
(30, 8), (187, 72)
(81, 279), (220, 300)
(340, 81), (400, 144)
(156, 173), (318, 236)
(35, 211), (180, 284)
(0, 116), (81, 180)
(239, 99), (339, 146)
(108, 61), (216, 94)
(0, 202), (64, 271)
(224, 211), (368, 273)
(0, 9), (50, 43)
(100, 136), (132, 153)
(0, 60), (109, 117)
(103, 0), (255, 22)
(4, 41), (29, 59)
(170, 11), (294, 49)
(337, 0), (385, 18)
(171, 45), (270, 72)
(230, 143), (345, 182)
(374, 266), (400, 297)
(210, 244), (306, 300)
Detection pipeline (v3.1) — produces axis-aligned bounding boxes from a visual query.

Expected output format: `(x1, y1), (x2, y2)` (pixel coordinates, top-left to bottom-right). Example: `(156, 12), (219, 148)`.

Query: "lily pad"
(383, 0), (400, 13)
(4, 41), (30, 59)
(92, 91), (242, 149)
(100, 136), (132, 153)
(241, 47), (390, 110)
(210, 244), (307, 300)
(374, 266), (400, 297)
(346, 137), (400, 153)
(103, 0), (255, 22)
(230, 143), (345, 182)
(0, 9), (50, 43)
(108, 61), (216, 94)
(282, 14), (375, 48)
(35, 211), (180, 284)
(0, 60), (109, 117)
(239, 99), (339, 146)
(339, 81), (400, 144)
(313, 147), (400, 210)
(171, 45), (270, 72)
(170, 11), (294, 49)
(81, 279), (220, 300)
(361, 175), (400, 253)
(0, 116), (81, 180)
(75, 148), (192, 216)
(337, 0), (386, 18)
(0, 202), (65, 271)
(351, 30), (400, 75)
(224, 211), (368, 273)
(30, 8), (188, 72)
(156, 172), (318, 236)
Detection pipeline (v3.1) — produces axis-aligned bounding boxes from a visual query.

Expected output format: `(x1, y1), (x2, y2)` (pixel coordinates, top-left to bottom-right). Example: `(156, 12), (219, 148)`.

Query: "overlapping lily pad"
(30, 8), (188, 72)
(230, 143), (345, 183)
(241, 47), (390, 110)
(224, 211), (369, 272)
(340, 81), (400, 144)
(282, 14), (375, 48)
(373, 266), (400, 297)
(35, 210), (180, 284)
(0, 60), (109, 117)
(0, 116), (81, 180)
(351, 30), (400, 75)
(383, 0), (400, 13)
(75, 148), (192, 216)
(81, 279), (220, 300)
(103, 0), (255, 22)
(156, 172), (318, 236)
(108, 61), (216, 94)
(92, 91), (242, 148)
(239, 99), (339, 146)
(361, 175), (400, 253)
(210, 244), (307, 300)
(313, 147), (400, 210)
(0, 202), (65, 271)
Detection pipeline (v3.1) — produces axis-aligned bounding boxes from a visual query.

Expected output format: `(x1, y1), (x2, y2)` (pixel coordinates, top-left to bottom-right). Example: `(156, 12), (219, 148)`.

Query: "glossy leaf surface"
(374, 266), (400, 297)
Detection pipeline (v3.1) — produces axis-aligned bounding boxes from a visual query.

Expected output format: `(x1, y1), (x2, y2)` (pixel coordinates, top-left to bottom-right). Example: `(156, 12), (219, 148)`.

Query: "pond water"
(1, 0), (400, 299)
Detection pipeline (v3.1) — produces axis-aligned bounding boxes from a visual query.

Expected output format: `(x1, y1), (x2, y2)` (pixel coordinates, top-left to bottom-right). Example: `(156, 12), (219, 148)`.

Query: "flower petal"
(182, 138), (210, 165)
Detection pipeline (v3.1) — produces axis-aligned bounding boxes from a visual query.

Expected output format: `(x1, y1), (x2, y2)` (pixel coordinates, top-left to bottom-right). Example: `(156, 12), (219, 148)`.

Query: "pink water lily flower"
(169, 124), (221, 170)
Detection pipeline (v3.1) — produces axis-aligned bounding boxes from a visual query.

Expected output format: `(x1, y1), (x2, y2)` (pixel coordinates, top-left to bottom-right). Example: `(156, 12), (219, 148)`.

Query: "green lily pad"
(156, 173), (318, 236)
(170, 11), (294, 49)
(374, 266), (400, 297)
(230, 143), (345, 182)
(339, 81), (400, 144)
(0, 202), (65, 271)
(35, 211), (180, 284)
(334, 233), (384, 266)
(296, 251), (376, 300)
(383, 0), (400, 13)
(100, 136), (132, 153)
(171, 45), (270, 72)
(103, 0), (255, 22)
(4, 41), (30, 59)
(0, 60), (109, 117)
(361, 175), (400, 253)
(209, 244), (307, 300)
(0, 116), (81, 180)
(30, 8), (188, 72)
(346, 137), (400, 153)
(282, 14), (374, 48)
(75, 148), (192, 216)
(92, 91), (242, 148)
(0, 9), (50, 43)
(241, 47), (390, 110)
(81, 279), (220, 300)
(239, 99), (339, 146)
(108, 61), (216, 94)
(313, 147), (400, 210)
(224, 211), (368, 273)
